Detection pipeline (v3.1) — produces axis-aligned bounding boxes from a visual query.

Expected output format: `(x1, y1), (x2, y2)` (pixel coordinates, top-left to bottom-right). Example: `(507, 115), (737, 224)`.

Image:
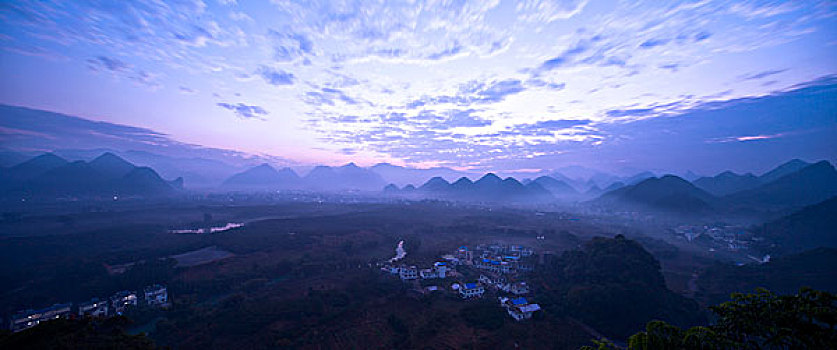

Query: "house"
(434, 262), (448, 277)
(381, 265), (400, 274)
(458, 282), (484, 299)
(144, 284), (169, 308)
(10, 303), (72, 332)
(420, 268), (436, 279)
(399, 266), (418, 280)
(78, 298), (109, 317)
(110, 290), (138, 314)
(510, 282), (529, 295)
(499, 297), (541, 321)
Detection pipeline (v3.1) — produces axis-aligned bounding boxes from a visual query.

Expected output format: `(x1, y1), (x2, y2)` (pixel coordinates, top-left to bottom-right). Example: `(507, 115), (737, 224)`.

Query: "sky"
(0, 0), (836, 174)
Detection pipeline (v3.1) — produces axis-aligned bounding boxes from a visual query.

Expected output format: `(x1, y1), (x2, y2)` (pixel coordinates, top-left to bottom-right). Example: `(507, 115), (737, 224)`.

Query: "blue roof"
(464, 283), (478, 289)
(436, 262), (446, 266)
(491, 260), (500, 265)
(511, 297), (528, 305)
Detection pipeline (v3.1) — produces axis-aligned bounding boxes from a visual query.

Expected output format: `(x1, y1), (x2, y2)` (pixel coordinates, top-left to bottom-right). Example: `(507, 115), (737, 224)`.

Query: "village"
(672, 224), (759, 252)
(380, 242), (542, 322)
(6, 284), (170, 333)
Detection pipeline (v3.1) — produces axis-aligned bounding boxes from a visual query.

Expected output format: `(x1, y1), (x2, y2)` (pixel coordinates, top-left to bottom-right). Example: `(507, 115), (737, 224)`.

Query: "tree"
(582, 287), (837, 349)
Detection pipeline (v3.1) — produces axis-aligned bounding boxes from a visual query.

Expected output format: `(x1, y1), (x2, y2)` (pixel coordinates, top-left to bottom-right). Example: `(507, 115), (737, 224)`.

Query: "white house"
(144, 284), (169, 308)
(78, 298), (109, 317)
(500, 297), (541, 321)
(399, 266), (418, 280)
(459, 282), (484, 298)
(110, 290), (138, 314)
(510, 282), (529, 295)
(10, 303), (72, 332)
(434, 261), (448, 277)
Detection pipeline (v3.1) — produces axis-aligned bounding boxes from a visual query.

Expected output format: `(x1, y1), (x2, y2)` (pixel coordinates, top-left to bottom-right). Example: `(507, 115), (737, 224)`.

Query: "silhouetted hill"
(759, 159), (811, 184)
(118, 167), (175, 195)
(2, 153), (68, 182)
(584, 185), (603, 198)
(410, 173), (553, 202)
(725, 161), (837, 209)
(694, 171), (761, 196)
(89, 152), (135, 179)
(697, 247), (837, 306)
(222, 163), (301, 189)
(537, 235), (704, 339)
(2, 153), (177, 198)
(532, 176), (579, 198)
(753, 196), (837, 255)
(302, 163), (386, 191)
(593, 175), (715, 213)
(370, 162), (473, 187)
(623, 171), (656, 185)
(418, 176), (451, 192)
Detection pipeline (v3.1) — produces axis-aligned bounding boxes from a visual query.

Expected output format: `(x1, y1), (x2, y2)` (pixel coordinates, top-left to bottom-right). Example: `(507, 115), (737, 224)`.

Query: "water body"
(170, 246), (235, 267)
(169, 222), (244, 234)
(389, 240), (406, 262)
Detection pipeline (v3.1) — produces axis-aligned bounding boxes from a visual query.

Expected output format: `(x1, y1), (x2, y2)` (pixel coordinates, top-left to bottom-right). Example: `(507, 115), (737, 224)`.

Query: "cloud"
(86, 56), (159, 88)
(739, 69), (788, 81)
(269, 30), (314, 62)
(179, 86), (197, 94)
(258, 66), (295, 86)
(304, 87), (360, 106)
(516, 0), (589, 22)
(639, 38), (669, 49)
(217, 103), (269, 119)
(88, 56), (130, 72)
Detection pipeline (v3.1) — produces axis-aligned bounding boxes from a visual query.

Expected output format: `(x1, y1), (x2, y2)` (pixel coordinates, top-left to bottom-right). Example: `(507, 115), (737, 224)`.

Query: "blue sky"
(0, 0), (835, 174)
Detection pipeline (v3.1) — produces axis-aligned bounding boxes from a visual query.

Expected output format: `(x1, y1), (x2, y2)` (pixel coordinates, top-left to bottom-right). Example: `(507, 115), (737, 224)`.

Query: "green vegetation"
(582, 287), (837, 349)
(0, 316), (155, 349)
(536, 235), (704, 339)
(697, 247), (837, 306)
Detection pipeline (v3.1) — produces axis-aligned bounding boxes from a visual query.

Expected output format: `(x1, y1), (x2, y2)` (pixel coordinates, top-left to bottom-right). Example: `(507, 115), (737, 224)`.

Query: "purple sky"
(0, 0), (835, 174)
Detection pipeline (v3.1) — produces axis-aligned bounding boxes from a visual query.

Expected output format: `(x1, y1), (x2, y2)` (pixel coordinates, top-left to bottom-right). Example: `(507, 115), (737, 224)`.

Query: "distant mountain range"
(0, 152), (180, 198)
(585, 159), (837, 215)
(221, 162), (386, 191)
(384, 173), (554, 203)
(754, 196), (837, 255)
(591, 175), (716, 214)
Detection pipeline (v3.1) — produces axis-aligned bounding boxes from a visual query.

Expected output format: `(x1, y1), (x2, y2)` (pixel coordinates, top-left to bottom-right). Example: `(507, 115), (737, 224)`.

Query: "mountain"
(584, 185), (603, 198)
(593, 175), (716, 213)
(2, 153), (68, 183)
(222, 163), (301, 189)
(117, 167), (176, 195)
(369, 163), (474, 187)
(697, 247), (837, 306)
(411, 173), (553, 203)
(623, 171), (656, 185)
(603, 181), (625, 192)
(2, 153), (177, 198)
(759, 159), (811, 184)
(302, 163), (387, 191)
(89, 152), (136, 179)
(418, 177), (451, 192)
(726, 161), (837, 209)
(532, 176), (579, 198)
(693, 171), (761, 196)
(753, 196), (837, 255)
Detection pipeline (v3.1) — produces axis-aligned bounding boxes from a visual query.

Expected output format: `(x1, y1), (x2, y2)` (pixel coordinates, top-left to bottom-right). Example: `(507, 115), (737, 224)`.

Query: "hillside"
(536, 235), (705, 339)
(592, 175), (716, 214)
(693, 171), (761, 196)
(1, 153), (177, 198)
(725, 161), (837, 210)
(753, 196), (837, 255)
(222, 163), (301, 189)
